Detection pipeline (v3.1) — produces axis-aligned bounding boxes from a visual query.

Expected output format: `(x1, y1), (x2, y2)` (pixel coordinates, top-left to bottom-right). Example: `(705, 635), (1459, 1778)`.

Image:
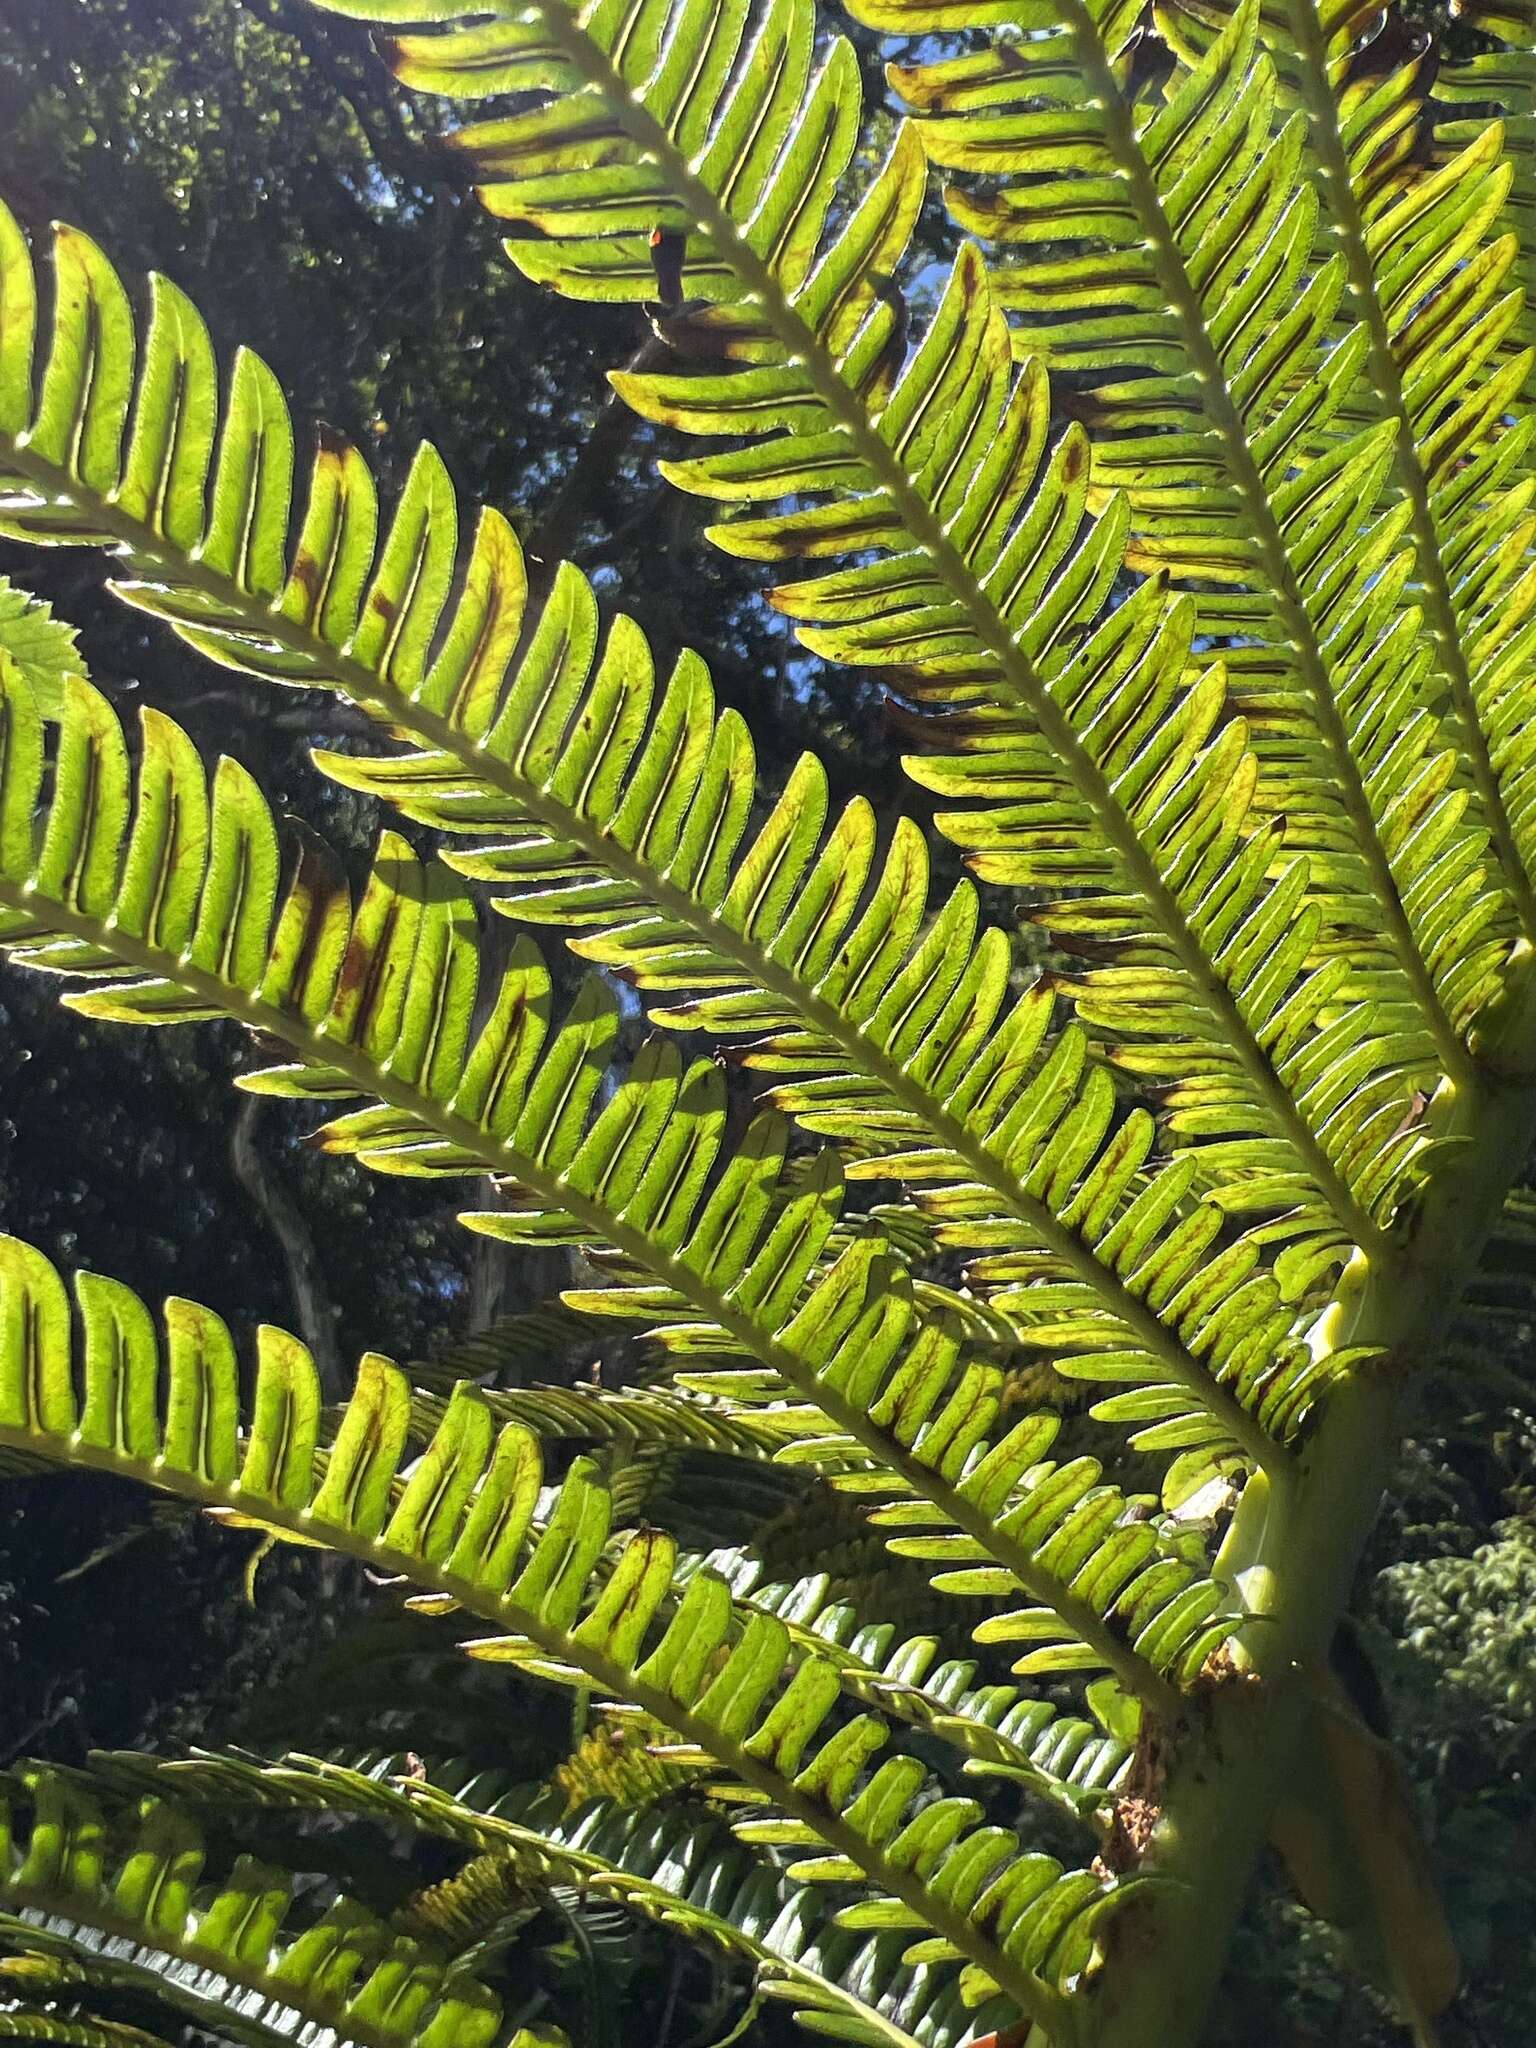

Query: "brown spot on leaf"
(1059, 429), (1090, 487)
(334, 933), (376, 1005)
(287, 551), (324, 602)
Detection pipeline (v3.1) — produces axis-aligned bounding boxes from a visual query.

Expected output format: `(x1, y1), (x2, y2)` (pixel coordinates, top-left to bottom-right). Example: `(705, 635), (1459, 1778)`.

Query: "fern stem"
(1059, 5), (1478, 1098)
(1085, 961), (1536, 2047)
(456, 0), (1390, 1260)
(1278, 0), (1536, 953)
(0, 1423), (1068, 2034)
(0, 869), (1189, 1709)
(0, 432), (1279, 1471)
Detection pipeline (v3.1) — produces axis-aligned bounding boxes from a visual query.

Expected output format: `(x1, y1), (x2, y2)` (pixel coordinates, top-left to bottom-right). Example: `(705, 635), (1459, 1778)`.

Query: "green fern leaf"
(315, 0), (1488, 1271)
(0, 205), (1378, 1375)
(85, 1751), (1022, 2048)
(0, 661), (1278, 1679)
(866, 0), (1536, 1022)
(0, 582), (80, 714)
(0, 2008), (172, 2048)
(1, 8), (1535, 2042)
(0, 1252), (1141, 2031)
(709, 1555), (1135, 1818)
(0, 82), (1442, 1276)
(0, 1769), (503, 2048)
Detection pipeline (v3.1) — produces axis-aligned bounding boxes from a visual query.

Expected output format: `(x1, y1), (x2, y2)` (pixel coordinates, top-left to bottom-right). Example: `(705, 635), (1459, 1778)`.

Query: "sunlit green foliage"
(0, 0), (1535, 2043)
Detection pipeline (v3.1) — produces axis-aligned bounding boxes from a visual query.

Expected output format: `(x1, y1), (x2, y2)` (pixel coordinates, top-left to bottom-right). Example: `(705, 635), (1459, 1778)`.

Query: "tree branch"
(230, 1094), (343, 1398)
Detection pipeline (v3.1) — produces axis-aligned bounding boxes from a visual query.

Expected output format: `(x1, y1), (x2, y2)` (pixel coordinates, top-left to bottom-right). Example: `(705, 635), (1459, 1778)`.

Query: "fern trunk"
(1092, 960), (1536, 2045)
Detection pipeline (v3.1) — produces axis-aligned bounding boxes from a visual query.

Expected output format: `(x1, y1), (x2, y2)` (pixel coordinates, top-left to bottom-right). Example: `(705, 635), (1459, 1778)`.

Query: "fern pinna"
(0, 0), (1535, 2042)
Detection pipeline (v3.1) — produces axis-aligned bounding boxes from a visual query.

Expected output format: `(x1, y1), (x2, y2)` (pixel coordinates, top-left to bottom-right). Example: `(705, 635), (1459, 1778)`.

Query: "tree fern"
(2, 0), (1536, 2042)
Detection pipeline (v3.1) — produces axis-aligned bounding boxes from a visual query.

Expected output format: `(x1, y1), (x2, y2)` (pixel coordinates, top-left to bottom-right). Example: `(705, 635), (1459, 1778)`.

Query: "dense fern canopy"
(1, 0), (1536, 2044)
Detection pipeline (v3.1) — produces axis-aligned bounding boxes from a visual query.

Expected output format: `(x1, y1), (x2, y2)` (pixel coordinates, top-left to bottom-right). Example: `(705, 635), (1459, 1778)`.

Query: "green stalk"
(1081, 950), (1536, 2048)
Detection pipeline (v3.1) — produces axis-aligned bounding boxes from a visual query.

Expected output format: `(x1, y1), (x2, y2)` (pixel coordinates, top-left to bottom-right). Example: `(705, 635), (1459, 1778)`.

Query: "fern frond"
(1158, 0), (1536, 953)
(471, 1479), (1140, 1820)
(708, 1554), (1135, 1820)
(0, 2006), (173, 2048)
(413, 1383), (785, 1462)
(414, 1304), (609, 1390)
(1436, 20), (1536, 357)
(0, 1248), (1138, 2032)
(1272, 2), (1536, 957)
(0, 207), (1354, 1421)
(397, 1785), (1047, 2048)
(413, 1415), (1141, 1821)
(0, 1198), (1242, 1718)
(0, 655), (1302, 1593)
(851, 0), (1527, 1122)
(85, 1753), (1021, 2048)
(0, 208), (1035, 1197)
(265, 5), (1434, 1266)
(0, 1768), (503, 2048)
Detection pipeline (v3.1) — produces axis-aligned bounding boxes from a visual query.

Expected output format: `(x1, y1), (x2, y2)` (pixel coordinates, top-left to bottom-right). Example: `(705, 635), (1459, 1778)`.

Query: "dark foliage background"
(0, 3), (1531, 2043)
